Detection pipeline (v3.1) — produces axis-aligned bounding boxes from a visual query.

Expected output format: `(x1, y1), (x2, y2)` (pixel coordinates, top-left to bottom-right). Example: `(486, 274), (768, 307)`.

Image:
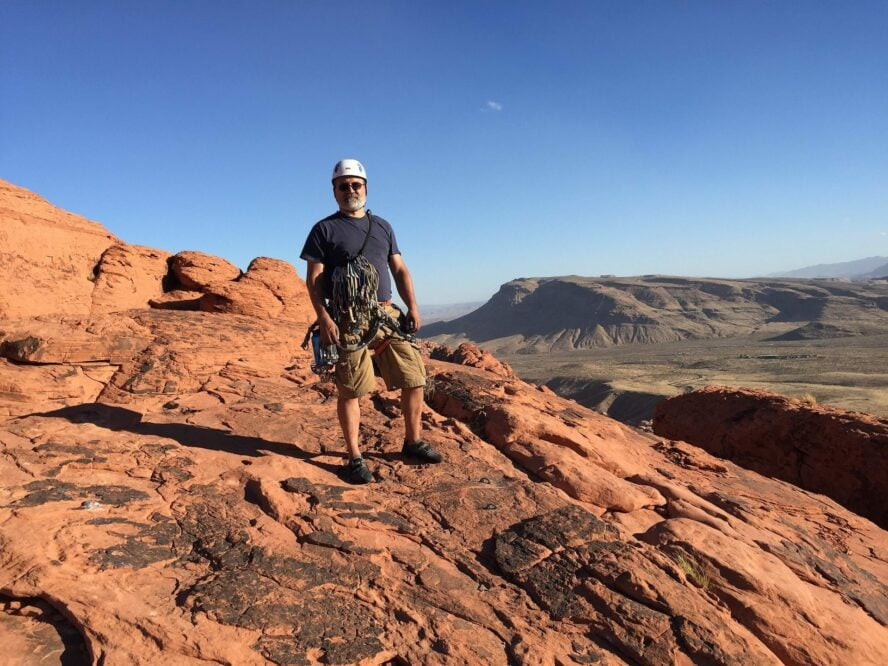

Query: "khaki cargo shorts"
(335, 304), (427, 399)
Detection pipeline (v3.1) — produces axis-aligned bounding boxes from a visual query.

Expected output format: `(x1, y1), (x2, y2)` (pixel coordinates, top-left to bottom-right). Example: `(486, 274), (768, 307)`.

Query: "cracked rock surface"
(1, 178), (887, 664)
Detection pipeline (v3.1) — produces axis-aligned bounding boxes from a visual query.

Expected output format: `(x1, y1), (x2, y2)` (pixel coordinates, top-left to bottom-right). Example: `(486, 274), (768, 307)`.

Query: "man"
(300, 159), (443, 484)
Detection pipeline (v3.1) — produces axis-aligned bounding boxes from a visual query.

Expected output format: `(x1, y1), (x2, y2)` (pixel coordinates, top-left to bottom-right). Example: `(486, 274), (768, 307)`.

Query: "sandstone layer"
(653, 386), (888, 529)
(0, 178), (314, 324)
(1, 179), (887, 665)
(0, 179), (119, 319)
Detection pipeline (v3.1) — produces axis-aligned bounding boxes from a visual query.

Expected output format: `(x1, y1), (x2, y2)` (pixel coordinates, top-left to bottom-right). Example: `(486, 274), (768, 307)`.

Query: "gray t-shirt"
(300, 211), (401, 301)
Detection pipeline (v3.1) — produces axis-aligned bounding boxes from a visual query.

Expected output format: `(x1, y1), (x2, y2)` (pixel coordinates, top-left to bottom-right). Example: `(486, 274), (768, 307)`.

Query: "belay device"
(302, 210), (415, 378)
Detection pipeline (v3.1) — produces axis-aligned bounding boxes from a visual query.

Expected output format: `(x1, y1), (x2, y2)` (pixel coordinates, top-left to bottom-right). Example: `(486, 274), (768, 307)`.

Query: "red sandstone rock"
(169, 250), (242, 291)
(427, 341), (516, 378)
(0, 179), (119, 318)
(0, 358), (114, 418)
(427, 365), (665, 512)
(199, 257), (314, 323)
(1, 179), (315, 325)
(653, 386), (888, 528)
(1, 182), (887, 665)
(90, 244), (172, 313)
(147, 289), (204, 310)
(0, 316), (152, 365)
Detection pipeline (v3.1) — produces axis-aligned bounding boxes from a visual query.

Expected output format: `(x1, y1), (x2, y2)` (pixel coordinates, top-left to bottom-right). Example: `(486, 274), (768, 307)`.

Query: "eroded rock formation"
(1, 179), (887, 665)
(0, 179), (120, 319)
(653, 386), (888, 529)
(0, 178), (314, 324)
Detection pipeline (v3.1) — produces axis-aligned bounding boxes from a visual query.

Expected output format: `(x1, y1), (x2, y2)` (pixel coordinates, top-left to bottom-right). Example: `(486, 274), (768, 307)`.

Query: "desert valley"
(424, 275), (888, 425)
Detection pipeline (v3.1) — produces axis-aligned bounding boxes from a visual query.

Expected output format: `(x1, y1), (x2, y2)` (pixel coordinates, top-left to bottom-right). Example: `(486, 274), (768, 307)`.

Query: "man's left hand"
(405, 308), (422, 333)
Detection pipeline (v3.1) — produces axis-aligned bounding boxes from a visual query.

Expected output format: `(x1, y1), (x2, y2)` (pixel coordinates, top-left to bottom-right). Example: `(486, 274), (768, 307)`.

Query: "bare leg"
(401, 385), (424, 443)
(337, 395), (362, 459)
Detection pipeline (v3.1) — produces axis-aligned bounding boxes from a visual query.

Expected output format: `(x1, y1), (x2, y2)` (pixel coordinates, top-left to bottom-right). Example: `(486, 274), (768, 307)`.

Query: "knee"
(402, 385), (424, 402)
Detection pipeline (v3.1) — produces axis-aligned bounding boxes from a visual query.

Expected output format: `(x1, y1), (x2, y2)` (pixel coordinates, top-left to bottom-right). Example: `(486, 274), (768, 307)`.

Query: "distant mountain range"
(767, 256), (888, 280)
(423, 275), (888, 353)
(420, 301), (484, 323)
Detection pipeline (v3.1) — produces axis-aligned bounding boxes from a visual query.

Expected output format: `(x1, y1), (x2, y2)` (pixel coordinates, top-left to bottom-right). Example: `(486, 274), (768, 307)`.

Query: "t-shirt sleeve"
(300, 224), (326, 263)
(388, 223), (401, 257)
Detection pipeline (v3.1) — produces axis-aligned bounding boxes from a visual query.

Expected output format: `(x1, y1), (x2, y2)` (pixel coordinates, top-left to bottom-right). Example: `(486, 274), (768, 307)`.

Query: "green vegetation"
(673, 552), (712, 590)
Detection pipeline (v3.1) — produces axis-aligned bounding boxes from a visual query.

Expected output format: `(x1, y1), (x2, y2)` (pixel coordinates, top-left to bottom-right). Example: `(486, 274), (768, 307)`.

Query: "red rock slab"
(95, 309), (307, 401)
(0, 178), (119, 319)
(653, 385), (888, 528)
(494, 505), (779, 664)
(4, 343), (886, 665)
(643, 517), (888, 665)
(169, 250), (241, 291)
(1, 361), (887, 664)
(0, 386), (608, 664)
(427, 362), (665, 512)
(0, 359), (115, 418)
(0, 316), (151, 417)
(0, 316), (152, 364)
(147, 289), (204, 310)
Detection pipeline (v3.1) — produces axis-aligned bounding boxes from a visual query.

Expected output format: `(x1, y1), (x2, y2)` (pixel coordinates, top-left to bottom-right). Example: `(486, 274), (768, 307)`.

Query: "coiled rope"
(325, 212), (413, 353)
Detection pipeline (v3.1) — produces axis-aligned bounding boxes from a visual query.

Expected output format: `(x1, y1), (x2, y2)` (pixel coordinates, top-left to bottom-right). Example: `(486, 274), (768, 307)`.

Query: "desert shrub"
(673, 552), (712, 589)
(798, 392), (818, 406)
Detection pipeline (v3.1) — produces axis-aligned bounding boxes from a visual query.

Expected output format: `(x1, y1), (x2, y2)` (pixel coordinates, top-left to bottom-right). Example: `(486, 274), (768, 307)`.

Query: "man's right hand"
(318, 313), (339, 346)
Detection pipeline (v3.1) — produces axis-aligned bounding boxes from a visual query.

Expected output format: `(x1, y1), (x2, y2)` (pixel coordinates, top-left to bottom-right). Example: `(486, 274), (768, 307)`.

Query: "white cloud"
(482, 100), (503, 112)
(880, 231), (887, 237)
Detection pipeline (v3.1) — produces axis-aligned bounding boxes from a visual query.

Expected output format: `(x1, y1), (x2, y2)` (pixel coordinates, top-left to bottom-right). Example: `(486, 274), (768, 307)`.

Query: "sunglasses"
(337, 181), (365, 193)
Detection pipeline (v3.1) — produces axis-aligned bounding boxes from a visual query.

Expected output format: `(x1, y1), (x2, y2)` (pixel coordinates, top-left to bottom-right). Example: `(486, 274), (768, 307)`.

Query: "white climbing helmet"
(331, 158), (367, 182)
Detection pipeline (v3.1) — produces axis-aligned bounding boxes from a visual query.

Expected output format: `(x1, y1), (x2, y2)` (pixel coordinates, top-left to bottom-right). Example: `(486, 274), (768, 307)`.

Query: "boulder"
(169, 250), (241, 291)
(199, 257), (314, 323)
(90, 244), (172, 313)
(427, 341), (516, 378)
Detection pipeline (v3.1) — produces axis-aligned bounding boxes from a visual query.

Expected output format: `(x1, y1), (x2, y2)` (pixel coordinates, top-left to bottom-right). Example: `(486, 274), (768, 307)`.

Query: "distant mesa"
(423, 274), (888, 353)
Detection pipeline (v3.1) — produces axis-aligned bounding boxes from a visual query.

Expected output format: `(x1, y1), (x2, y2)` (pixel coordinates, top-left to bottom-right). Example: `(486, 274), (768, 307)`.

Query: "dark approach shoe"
(345, 456), (374, 484)
(401, 440), (443, 464)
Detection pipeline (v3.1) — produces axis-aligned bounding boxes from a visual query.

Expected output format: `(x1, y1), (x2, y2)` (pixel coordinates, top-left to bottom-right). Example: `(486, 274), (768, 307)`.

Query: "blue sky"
(2, 1), (887, 303)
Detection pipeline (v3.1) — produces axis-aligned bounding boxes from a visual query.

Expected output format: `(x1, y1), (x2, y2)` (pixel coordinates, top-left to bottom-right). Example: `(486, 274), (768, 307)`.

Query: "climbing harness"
(302, 210), (415, 377)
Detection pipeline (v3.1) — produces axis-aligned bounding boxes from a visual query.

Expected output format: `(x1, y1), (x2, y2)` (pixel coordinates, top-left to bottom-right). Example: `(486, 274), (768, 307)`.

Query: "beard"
(341, 195), (365, 213)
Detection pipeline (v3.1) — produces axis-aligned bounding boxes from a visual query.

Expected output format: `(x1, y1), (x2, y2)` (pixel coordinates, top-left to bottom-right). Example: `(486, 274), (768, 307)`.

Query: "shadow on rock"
(30, 403), (341, 475)
(0, 594), (91, 666)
